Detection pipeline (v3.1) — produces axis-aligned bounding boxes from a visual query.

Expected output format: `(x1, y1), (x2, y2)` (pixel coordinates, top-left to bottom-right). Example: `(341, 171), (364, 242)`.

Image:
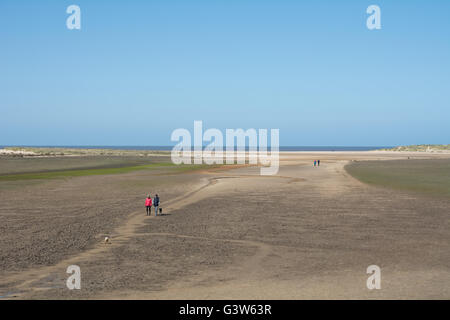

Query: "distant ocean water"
(1, 146), (391, 151)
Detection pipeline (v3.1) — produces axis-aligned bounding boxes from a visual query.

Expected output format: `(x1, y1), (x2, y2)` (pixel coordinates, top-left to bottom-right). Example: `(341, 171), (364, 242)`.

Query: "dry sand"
(0, 151), (449, 299)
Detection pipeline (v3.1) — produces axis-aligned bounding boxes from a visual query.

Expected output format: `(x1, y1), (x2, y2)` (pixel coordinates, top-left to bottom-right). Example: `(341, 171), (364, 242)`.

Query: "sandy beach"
(0, 151), (449, 299)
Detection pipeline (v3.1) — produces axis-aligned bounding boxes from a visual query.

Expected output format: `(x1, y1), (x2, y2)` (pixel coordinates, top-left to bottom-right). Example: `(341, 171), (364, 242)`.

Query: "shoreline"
(2, 146), (450, 158)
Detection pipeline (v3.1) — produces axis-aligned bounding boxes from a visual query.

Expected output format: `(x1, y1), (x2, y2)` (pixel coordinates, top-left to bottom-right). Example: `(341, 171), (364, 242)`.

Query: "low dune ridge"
(0, 147), (170, 157)
(380, 144), (450, 153)
(0, 149), (38, 157)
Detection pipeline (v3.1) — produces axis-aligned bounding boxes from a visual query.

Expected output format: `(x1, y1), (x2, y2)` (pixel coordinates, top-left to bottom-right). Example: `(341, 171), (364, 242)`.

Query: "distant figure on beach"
(314, 160), (317, 167)
(145, 195), (152, 216)
(318, 160), (320, 166)
(153, 194), (160, 216)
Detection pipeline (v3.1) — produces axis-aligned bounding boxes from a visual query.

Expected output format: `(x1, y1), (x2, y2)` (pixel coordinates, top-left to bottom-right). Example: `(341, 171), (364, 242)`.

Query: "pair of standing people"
(145, 194), (160, 216)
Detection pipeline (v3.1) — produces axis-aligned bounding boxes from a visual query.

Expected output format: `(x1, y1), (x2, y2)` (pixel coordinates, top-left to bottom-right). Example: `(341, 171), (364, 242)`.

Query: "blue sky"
(1, 0), (449, 146)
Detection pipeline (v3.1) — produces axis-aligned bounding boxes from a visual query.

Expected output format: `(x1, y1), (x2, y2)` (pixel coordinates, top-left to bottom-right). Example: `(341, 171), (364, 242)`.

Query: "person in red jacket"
(145, 195), (152, 216)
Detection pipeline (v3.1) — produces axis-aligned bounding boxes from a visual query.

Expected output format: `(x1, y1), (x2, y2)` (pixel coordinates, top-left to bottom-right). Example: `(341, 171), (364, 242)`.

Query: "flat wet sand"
(0, 151), (449, 299)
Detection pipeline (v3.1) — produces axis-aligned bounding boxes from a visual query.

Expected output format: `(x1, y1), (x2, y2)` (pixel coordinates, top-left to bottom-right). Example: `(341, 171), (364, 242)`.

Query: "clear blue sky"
(1, 0), (449, 146)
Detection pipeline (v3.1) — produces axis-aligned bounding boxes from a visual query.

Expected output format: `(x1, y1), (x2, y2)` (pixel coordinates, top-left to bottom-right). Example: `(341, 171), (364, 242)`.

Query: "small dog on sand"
(104, 236), (111, 244)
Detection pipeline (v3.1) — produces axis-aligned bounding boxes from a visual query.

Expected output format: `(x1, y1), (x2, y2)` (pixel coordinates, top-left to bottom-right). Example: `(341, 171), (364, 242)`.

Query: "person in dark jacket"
(153, 194), (160, 216)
